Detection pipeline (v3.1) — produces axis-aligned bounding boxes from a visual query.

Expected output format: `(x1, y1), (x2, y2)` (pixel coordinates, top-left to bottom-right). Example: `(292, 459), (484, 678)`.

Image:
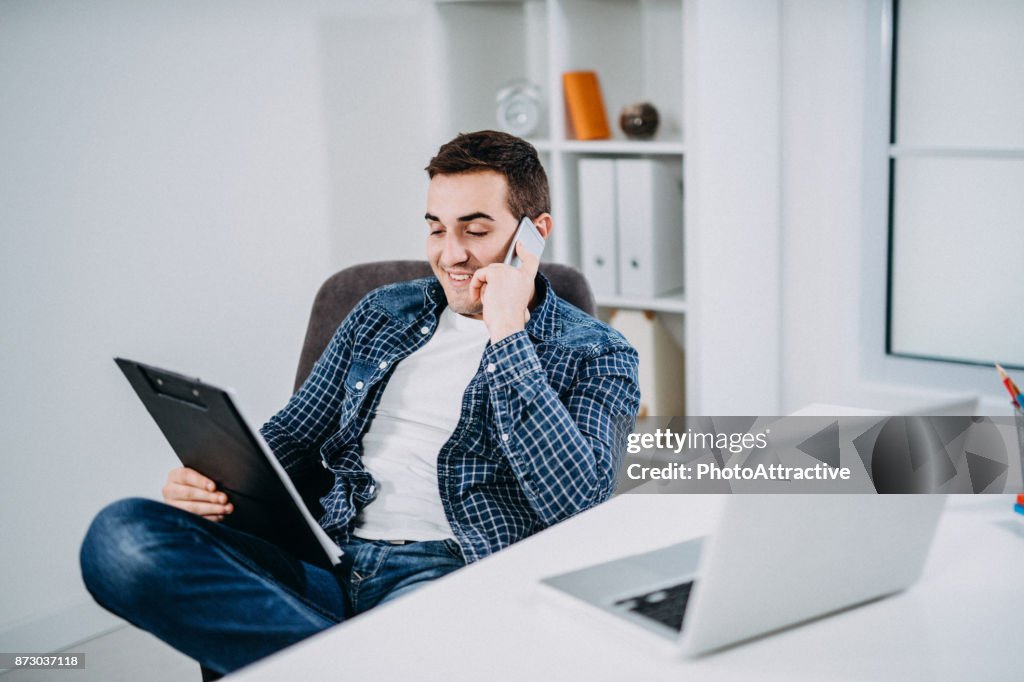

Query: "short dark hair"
(425, 130), (550, 220)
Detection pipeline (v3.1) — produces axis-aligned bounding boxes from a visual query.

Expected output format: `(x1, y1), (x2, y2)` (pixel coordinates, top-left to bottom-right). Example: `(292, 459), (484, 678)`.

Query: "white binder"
(577, 158), (619, 296)
(615, 159), (684, 297)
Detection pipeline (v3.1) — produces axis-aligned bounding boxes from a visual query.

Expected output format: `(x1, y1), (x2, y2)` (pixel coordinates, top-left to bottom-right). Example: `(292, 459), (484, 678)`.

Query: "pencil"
(994, 363), (1023, 410)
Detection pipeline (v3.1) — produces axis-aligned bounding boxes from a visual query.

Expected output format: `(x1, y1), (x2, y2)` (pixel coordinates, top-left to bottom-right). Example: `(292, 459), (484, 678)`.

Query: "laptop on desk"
(540, 495), (946, 657)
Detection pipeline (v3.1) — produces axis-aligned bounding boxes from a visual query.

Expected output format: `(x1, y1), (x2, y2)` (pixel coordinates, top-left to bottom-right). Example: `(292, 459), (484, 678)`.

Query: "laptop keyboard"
(613, 580), (695, 632)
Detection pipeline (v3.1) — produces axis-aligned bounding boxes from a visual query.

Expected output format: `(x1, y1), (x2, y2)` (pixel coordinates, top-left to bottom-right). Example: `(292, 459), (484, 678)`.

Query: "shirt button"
(502, 433), (510, 442)
(355, 380), (364, 390)
(379, 361), (388, 369)
(486, 363), (496, 373)
(420, 326), (430, 335)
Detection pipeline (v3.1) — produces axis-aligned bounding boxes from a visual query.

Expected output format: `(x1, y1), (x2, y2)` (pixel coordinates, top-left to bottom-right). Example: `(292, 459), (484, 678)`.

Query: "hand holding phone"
(504, 216), (546, 268)
(470, 216), (547, 342)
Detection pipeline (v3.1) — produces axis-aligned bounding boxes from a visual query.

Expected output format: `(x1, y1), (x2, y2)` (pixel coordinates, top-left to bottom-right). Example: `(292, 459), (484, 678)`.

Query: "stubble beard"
(445, 290), (483, 316)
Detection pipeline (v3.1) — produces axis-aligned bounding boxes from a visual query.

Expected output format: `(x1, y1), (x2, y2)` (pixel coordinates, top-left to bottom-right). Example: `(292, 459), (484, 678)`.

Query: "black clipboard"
(115, 357), (341, 568)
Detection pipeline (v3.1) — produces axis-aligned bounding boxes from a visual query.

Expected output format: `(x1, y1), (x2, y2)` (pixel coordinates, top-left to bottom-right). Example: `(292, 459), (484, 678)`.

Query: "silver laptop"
(541, 495), (946, 656)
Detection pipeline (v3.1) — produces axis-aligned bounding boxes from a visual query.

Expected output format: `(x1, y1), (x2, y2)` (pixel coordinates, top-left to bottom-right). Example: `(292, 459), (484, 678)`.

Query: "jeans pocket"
(349, 542), (390, 584)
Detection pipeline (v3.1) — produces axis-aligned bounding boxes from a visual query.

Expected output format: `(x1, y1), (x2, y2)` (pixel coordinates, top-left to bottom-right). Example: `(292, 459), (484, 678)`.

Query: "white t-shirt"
(354, 307), (490, 541)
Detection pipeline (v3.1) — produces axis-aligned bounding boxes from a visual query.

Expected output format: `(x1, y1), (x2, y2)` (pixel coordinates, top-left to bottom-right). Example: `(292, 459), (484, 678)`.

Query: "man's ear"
(533, 213), (553, 239)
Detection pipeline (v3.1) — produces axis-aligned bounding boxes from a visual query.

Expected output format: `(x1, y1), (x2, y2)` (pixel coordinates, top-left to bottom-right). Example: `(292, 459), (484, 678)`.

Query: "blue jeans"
(79, 498), (465, 675)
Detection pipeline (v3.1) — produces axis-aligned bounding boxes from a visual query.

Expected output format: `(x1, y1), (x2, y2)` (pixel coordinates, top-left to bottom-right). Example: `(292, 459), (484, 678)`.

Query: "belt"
(352, 535), (416, 546)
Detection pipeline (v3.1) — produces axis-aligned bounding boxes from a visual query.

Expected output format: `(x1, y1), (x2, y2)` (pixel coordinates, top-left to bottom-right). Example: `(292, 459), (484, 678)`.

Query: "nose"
(440, 231), (469, 267)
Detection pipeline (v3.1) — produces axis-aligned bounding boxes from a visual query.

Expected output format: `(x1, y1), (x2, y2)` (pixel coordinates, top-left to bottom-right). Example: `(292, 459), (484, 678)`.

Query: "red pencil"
(994, 363), (1023, 409)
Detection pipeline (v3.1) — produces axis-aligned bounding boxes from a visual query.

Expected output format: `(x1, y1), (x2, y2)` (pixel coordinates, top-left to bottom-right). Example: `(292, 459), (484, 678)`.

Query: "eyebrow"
(424, 211), (495, 223)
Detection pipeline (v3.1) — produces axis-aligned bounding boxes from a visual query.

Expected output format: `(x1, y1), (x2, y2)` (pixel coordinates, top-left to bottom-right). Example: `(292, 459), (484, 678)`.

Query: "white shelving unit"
(427, 0), (784, 416)
(431, 0), (683, 282)
(430, 0), (687, 409)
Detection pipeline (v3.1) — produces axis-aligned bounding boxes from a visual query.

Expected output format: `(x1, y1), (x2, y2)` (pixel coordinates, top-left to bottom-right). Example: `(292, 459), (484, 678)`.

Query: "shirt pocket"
(333, 358), (376, 434)
(344, 357), (377, 395)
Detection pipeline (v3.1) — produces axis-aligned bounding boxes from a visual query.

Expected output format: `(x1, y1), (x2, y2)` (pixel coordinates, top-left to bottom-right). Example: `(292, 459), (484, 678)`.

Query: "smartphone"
(503, 216), (546, 268)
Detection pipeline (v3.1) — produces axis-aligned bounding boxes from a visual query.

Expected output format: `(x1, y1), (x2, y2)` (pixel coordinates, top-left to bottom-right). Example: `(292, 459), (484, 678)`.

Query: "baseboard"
(0, 600), (125, 654)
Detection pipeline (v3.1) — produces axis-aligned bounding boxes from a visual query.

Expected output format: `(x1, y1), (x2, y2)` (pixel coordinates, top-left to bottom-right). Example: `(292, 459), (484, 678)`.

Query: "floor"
(1, 626), (199, 681)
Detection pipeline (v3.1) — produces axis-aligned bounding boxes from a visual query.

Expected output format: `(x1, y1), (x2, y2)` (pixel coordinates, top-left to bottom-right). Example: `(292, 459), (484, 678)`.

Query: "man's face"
(425, 170), (519, 317)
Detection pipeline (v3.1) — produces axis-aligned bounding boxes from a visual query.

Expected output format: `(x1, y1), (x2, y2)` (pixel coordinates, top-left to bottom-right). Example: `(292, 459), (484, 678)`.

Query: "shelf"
(528, 139), (685, 155)
(561, 139), (685, 155)
(595, 291), (686, 314)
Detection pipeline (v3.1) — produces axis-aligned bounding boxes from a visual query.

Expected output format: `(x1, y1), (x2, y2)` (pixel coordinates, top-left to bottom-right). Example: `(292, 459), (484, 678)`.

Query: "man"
(80, 131), (640, 676)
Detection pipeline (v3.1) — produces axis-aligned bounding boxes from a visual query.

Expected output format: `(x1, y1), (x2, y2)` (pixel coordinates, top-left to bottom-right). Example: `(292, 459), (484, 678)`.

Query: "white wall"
(0, 0), (429, 650)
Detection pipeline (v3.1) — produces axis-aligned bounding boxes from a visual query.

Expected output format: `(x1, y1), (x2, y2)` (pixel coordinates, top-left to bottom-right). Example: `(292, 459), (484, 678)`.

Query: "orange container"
(563, 71), (611, 140)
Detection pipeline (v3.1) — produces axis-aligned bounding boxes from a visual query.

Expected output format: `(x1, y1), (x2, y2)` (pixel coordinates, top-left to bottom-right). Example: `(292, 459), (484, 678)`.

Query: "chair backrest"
(293, 260), (595, 391)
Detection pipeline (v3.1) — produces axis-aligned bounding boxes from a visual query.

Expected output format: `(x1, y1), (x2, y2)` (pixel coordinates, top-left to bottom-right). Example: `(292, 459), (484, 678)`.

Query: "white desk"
(229, 495), (1024, 681)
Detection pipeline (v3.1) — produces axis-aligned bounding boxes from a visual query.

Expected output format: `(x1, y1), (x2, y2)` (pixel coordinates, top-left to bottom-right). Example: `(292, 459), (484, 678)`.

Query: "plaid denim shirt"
(260, 273), (640, 563)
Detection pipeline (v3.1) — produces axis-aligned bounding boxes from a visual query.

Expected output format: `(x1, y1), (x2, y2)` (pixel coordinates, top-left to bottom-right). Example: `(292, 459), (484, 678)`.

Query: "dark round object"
(619, 102), (660, 140)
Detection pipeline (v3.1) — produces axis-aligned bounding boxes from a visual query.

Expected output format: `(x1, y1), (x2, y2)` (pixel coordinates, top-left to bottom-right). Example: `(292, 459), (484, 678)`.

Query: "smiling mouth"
(446, 271), (473, 285)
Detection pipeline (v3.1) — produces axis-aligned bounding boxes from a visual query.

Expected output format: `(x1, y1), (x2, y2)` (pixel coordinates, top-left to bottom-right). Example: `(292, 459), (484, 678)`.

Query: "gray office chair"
(200, 260), (594, 682)
(292, 260), (596, 391)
